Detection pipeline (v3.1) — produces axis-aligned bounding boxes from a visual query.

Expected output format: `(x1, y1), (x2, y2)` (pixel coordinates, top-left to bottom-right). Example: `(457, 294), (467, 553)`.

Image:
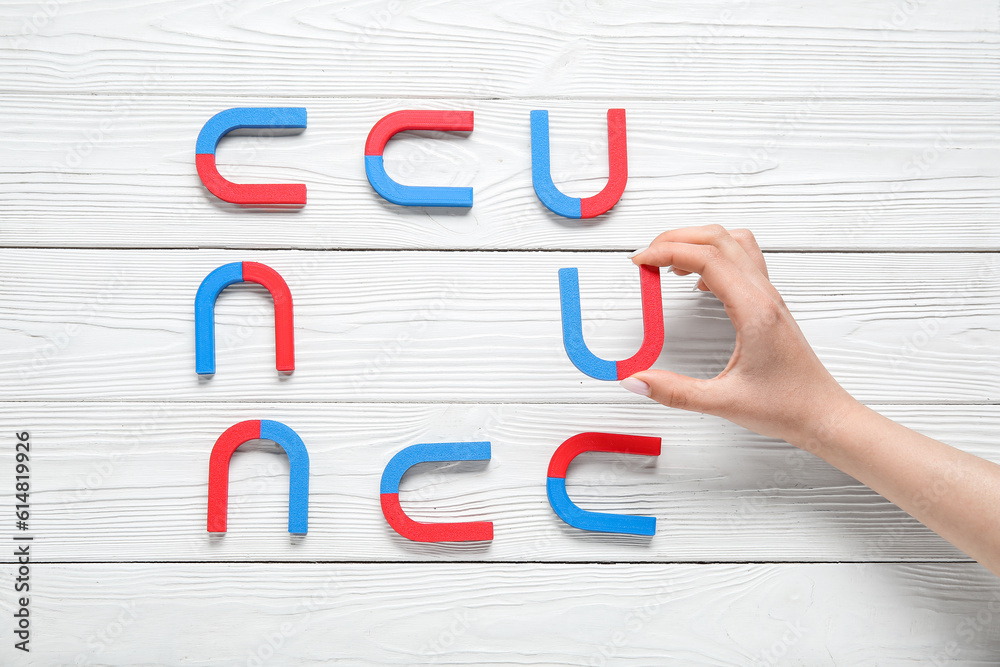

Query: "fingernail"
(627, 246), (649, 259)
(619, 377), (651, 397)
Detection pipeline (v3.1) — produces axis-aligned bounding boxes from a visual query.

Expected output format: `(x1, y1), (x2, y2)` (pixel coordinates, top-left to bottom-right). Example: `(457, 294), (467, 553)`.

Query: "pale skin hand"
(623, 225), (1000, 576)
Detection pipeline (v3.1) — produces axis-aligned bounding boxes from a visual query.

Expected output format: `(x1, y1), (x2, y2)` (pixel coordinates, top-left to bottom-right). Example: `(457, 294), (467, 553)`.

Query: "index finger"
(643, 225), (765, 279)
(633, 241), (752, 314)
(729, 228), (769, 280)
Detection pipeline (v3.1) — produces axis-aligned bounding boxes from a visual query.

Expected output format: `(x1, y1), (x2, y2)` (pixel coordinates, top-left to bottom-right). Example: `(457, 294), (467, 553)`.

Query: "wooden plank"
(2, 0), (997, 98)
(2, 402), (996, 562)
(2, 562), (997, 665)
(3, 1), (997, 663)
(1, 250), (997, 403)
(1, 96), (997, 250)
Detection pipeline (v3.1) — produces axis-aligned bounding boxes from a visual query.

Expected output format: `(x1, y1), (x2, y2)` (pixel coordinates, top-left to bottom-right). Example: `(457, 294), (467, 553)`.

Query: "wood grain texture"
(2, 0), (997, 99)
(1, 96), (997, 250)
(1, 250), (997, 403)
(2, 562), (997, 665)
(2, 0), (998, 662)
(1, 402), (996, 562)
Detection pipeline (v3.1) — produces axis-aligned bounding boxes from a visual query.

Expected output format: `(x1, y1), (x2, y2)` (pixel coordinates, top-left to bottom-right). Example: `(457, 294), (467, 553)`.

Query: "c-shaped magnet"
(195, 107), (307, 207)
(195, 262), (295, 375)
(558, 264), (664, 380)
(364, 110), (474, 207)
(380, 442), (493, 542)
(546, 432), (661, 536)
(530, 109), (628, 218)
(207, 420), (310, 534)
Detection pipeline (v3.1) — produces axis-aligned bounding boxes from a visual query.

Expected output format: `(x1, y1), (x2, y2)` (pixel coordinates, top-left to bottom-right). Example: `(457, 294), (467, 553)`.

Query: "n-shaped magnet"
(195, 262), (295, 375)
(364, 110), (474, 207)
(530, 109), (628, 219)
(380, 442), (493, 542)
(558, 264), (664, 380)
(546, 432), (661, 536)
(195, 107), (307, 207)
(207, 419), (310, 534)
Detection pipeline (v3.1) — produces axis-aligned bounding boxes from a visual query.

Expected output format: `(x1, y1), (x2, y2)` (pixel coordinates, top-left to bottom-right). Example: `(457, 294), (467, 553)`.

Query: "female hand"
(624, 226), (1000, 575)
(622, 225), (857, 448)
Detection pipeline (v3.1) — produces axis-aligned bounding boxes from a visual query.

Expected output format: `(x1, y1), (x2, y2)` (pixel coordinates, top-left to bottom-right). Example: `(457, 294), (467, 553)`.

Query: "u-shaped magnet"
(546, 432), (661, 536)
(558, 264), (664, 380)
(207, 419), (310, 534)
(530, 109), (628, 218)
(195, 107), (307, 207)
(380, 442), (493, 542)
(364, 110), (474, 207)
(194, 262), (295, 375)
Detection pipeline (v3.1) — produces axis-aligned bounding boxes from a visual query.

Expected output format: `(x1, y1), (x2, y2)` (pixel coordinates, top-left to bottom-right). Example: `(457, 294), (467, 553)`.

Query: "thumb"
(621, 370), (722, 414)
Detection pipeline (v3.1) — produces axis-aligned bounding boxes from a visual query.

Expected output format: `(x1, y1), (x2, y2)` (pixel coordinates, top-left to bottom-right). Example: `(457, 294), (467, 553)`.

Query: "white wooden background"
(1, 0), (999, 664)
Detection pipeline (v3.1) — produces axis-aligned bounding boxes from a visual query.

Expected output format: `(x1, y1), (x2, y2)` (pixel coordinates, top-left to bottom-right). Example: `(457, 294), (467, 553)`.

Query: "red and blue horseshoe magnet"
(207, 420), (310, 534)
(195, 262), (294, 375)
(380, 442), (493, 542)
(558, 264), (664, 380)
(195, 107), (307, 207)
(531, 109), (628, 218)
(364, 110), (474, 207)
(546, 432), (661, 536)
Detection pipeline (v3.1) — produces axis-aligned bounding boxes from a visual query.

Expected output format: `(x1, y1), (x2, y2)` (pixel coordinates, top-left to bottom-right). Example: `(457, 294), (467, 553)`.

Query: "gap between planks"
(25, 559), (978, 565)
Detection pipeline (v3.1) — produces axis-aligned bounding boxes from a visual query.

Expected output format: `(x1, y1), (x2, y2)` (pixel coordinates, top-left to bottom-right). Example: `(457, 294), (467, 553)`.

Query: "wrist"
(787, 387), (864, 459)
